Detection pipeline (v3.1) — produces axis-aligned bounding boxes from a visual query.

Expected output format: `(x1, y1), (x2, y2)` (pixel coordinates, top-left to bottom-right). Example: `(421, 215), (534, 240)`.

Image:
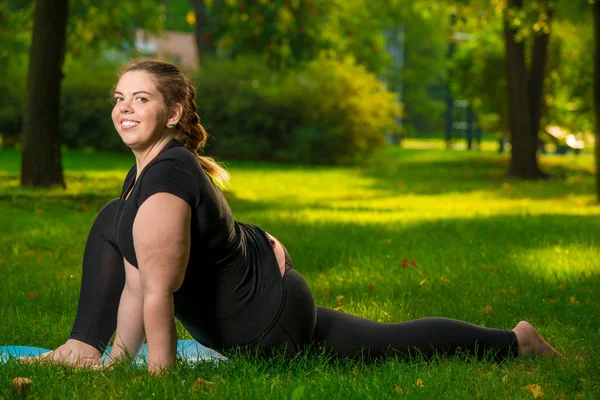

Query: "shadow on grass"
(360, 150), (596, 200)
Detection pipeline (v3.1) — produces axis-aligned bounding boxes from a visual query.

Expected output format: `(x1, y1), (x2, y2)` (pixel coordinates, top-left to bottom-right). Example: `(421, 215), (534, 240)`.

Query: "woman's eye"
(136, 97), (148, 103)
(114, 97), (123, 103)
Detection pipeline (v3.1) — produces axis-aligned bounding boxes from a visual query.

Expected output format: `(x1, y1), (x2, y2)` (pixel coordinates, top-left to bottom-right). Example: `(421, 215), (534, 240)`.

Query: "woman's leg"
(69, 199), (125, 352)
(255, 239), (558, 361)
(313, 308), (518, 361)
(24, 200), (125, 366)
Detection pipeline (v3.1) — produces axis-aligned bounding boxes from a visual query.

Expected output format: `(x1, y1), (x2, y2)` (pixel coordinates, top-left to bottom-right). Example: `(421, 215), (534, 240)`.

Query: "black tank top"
(114, 140), (284, 348)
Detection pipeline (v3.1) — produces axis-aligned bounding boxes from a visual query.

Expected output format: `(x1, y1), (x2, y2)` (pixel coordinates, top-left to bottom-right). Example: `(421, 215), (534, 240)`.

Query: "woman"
(34, 60), (559, 373)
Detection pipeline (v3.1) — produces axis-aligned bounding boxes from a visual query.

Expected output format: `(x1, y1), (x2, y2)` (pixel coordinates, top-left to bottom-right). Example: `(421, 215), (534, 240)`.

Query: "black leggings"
(70, 200), (518, 361)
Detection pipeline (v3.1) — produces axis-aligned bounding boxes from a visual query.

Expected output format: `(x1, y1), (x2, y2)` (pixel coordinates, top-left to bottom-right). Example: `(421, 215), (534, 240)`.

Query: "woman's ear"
(169, 103), (184, 125)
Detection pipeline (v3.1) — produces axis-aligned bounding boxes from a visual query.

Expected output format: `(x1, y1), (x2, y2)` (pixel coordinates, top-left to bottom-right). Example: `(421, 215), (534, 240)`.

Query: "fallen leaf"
(416, 378), (424, 389)
(26, 292), (40, 299)
(548, 299), (558, 304)
(336, 295), (344, 303)
(394, 385), (403, 394)
(521, 384), (543, 398)
(557, 284), (567, 291)
(333, 305), (345, 312)
(569, 297), (581, 306)
(193, 378), (216, 391)
(402, 259), (408, 269)
(482, 305), (493, 313)
(480, 264), (501, 275)
(367, 283), (374, 291)
(12, 377), (32, 394)
(384, 239), (392, 244)
(316, 290), (331, 298)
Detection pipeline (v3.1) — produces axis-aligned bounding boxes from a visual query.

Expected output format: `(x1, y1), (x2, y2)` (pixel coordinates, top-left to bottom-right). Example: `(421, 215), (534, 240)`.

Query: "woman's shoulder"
(158, 140), (199, 164)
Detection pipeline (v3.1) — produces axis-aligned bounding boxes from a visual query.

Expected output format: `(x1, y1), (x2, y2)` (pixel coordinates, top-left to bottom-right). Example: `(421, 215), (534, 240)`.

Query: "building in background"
(135, 29), (198, 70)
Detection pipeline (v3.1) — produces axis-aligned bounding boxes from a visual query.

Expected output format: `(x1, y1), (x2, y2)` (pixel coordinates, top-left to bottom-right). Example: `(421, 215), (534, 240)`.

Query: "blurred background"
(0, 0), (598, 194)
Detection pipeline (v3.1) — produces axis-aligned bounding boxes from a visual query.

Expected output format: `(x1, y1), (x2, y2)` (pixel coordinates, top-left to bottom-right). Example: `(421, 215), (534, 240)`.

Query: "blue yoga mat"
(0, 340), (225, 365)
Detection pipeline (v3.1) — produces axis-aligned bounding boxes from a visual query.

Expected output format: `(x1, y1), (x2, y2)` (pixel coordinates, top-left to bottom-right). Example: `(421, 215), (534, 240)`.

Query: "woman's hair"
(118, 59), (229, 187)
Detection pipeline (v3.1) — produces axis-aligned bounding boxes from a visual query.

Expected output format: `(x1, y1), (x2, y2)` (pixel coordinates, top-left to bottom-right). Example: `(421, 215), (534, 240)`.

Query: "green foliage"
(392, 1), (450, 136)
(0, 1), (32, 76)
(0, 63), (27, 145)
(0, 0), (164, 69)
(0, 61), (126, 151)
(204, 0), (334, 68)
(164, 0), (195, 33)
(196, 56), (399, 164)
(279, 56), (400, 163)
(544, 18), (594, 136)
(2, 55), (398, 164)
(451, 14), (508, 137)
(60, 62), (126, 152)
(451, 3), (594, 140)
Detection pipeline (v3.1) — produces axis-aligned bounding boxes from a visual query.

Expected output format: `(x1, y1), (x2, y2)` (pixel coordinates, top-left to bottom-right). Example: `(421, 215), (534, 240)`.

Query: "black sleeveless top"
(114, 140), (284, 348)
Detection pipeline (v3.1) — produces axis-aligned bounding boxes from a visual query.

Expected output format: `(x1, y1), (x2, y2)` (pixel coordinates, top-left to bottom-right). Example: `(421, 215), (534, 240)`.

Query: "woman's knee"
(90, 199), (120, 241)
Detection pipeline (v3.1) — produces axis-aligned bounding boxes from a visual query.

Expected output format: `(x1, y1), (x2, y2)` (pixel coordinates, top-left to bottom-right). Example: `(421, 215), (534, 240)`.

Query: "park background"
(0, 0), (599, 398)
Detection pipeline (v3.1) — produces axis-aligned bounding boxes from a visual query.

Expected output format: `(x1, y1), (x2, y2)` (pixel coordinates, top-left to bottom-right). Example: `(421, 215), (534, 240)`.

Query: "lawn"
(0, 142), (598, 399)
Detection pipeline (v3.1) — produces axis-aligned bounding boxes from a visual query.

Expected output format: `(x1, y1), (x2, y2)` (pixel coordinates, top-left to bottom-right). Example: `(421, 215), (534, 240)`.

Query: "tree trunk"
(21, 0), (69, 187)
(189, 0), (216, 63)
(594, 1), (600, 201)
(529, 3), (553, 143)
(504, 0), (548, 179)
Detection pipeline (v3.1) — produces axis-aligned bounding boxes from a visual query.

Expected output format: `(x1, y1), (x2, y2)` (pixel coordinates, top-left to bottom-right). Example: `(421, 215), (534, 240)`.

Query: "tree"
(503, 0), (553, 178)
(13, 0), (164, 187)
(20, 0), (69, 187)
(188, 0), (216, 59)
(594, 0), (600, 200)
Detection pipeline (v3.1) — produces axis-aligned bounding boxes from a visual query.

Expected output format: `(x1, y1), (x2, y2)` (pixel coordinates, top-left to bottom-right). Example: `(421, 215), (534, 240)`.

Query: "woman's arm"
(133, 192), (191, 374)
(108, 261), (145, 363)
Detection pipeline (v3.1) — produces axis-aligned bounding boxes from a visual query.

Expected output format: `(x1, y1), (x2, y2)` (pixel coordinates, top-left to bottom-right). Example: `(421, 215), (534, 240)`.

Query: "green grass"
(0, 141), (599, 399)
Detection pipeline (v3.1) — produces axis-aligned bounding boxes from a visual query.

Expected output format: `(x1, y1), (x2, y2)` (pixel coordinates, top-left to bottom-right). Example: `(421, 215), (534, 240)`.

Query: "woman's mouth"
(121, 120), (140, 130)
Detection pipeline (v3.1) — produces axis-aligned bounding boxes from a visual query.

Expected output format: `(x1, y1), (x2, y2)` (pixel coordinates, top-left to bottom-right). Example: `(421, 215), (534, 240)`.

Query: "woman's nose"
(119, 99), (133, 113)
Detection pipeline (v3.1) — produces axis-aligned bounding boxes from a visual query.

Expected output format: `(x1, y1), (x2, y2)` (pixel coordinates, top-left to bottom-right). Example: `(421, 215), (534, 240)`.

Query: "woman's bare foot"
(20, 339), (102, 367)
(512, 321), (563, 358)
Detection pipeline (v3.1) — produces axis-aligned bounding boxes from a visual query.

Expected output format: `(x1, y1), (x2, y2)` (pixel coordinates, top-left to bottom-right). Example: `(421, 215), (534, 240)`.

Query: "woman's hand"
(20, 339), (101, 368)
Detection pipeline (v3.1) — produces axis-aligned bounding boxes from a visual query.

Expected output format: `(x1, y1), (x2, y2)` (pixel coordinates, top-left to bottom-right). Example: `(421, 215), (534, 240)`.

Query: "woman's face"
(111, 70), (170, 150)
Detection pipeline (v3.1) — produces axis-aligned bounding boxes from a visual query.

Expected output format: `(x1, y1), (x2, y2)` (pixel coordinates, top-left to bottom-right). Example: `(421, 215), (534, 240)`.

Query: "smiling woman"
(25, 59), (561, 374)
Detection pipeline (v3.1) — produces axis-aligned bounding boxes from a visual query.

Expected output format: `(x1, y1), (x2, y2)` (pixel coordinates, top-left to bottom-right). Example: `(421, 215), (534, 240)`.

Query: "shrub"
(2, 56), (400, 165)
(60, 64), (126, 152)
(280, 56), (400, 164)
(196, 56), (400, 164)
(0, 61), (125, 151)
(0, 65), (26, 146)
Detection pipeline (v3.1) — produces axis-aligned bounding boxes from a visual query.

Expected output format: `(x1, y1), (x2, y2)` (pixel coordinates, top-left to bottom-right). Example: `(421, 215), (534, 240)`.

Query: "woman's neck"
(133, 134), (175, 177)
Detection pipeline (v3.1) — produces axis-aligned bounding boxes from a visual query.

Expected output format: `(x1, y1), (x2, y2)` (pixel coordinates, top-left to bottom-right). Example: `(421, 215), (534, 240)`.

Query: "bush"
(2, 56), (399, 165)
(60, 64), (126, 152)
(196, 55), (400, 164)
(0, 65), (26, 146)
(0, 61), (126, 151)
(281, 56), (400, 164)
